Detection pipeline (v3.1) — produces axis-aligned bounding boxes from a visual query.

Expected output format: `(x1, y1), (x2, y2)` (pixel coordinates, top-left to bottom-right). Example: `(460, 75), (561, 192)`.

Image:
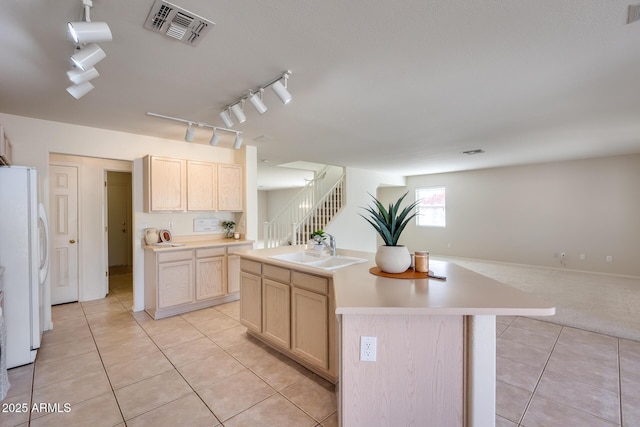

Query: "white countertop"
(143, 238), (254, 252)
(237, 246), (556, 317)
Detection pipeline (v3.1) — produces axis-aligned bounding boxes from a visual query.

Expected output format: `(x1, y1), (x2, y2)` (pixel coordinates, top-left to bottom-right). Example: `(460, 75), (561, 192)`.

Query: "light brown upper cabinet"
(187, 160), (217, 211)
(144, 155), (243, 213)
(143, 155), (187, 212)
(218, 164), (243, 211)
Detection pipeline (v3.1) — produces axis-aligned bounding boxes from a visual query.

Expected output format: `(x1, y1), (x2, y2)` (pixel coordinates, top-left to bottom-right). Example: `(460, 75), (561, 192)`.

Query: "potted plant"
(222, 221), (235, 238)
(310, 229), (326, 251)
(360, 192), (420, 273)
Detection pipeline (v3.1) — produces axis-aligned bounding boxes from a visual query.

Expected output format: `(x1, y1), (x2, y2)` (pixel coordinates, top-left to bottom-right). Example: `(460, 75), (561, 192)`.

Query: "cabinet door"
(196, 256), (225, 300)
(240, 272), (262, 333)
(262, 279), (291, 348)
(146, 156), (186, 212)
(227, 254), (241, 294)
(158, 260), (194, 308)
(292, 287), (328, 369)
(187, 161), (217, 211)
(218, 164), (243, 211)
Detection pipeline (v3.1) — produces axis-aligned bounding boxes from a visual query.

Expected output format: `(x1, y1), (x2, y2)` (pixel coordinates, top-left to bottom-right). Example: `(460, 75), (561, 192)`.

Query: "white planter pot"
(375, 245), (411, 273)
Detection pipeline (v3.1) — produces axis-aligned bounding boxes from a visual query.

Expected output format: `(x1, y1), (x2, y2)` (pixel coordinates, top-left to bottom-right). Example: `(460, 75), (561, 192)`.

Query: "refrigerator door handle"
(38, 203), (49, 285)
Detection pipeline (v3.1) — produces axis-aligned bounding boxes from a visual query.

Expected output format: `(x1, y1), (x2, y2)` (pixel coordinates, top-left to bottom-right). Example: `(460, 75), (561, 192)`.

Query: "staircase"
(264, 166), (345, 248)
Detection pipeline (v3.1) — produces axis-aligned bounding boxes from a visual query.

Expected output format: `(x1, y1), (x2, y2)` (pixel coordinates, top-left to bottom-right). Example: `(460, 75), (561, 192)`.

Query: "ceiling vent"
(143, 0), (214, 46)
(629, 3), (640, 24)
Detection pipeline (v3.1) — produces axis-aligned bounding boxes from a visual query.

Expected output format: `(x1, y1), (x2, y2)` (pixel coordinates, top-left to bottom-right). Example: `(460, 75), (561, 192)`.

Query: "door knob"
(122, 228), (126, 233)
(69, 239), (76, 244)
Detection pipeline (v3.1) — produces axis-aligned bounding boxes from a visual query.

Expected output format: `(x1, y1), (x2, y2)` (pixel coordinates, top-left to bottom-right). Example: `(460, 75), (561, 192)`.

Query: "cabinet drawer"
(263, 264), (291, 284)
(292, 271), (328, 295)
(158, 250), (193, 263)
(228, 244), (253, 254)
(241, 259), (262, 275)
(196, 247), (226, 258)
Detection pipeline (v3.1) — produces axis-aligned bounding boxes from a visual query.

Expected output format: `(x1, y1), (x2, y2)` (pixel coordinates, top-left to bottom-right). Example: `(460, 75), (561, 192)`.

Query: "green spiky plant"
(360, 192), (420, 246)
(310, 229), (326, 244)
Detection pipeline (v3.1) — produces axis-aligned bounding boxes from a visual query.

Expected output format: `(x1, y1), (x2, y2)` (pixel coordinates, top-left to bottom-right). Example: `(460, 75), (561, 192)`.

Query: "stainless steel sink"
(268, 252), (368, 270)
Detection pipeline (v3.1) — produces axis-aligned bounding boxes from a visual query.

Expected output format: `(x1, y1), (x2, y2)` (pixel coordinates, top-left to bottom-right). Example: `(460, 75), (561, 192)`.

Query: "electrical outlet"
(579, 254), (586, 261)
(168, 220), (174, 230)
(561, 252), (566, 259)
(360, 336), (377, 362)
(606, 256), (613, 262)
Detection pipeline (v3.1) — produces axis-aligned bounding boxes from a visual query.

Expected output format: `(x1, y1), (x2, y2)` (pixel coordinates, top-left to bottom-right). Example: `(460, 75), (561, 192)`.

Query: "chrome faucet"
(322, 233), (336, 256)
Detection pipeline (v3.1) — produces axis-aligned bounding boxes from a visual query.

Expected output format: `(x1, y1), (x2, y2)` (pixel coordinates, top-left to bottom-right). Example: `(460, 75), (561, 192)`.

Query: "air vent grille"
(144, 0), (214, 46)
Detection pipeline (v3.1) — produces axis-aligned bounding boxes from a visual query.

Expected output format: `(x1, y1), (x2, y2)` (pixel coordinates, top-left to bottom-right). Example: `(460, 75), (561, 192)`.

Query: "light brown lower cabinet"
(262, 279), (291, 348)
(239, 271), (262, 333)
(239, 258), (337, 383)
(292, 287), (328, 369)
(145, 244), (250, 320)
(195, 248), (226, 300)
(158, 256), (194, 309)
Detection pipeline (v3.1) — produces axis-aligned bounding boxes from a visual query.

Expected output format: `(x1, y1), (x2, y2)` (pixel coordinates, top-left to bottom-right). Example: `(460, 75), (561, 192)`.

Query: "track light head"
(233, 133), (243, 149)
(66, 67), (99, 84)
(185, 124), (195, 142)
(209, 129), (221, 146)
(66, 81), (94, 99)
(230, 102), (246, 124)
(220, 110), (234, 128)
(249, 90), (267, 115)
(272, 80), (292, 105)
(68, 21), (112, 44)
(70, 43), (106, 71)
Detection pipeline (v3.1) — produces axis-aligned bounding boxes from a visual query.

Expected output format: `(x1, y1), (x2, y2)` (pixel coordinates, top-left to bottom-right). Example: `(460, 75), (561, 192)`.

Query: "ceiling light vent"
(144, 0), (214, 46)
(628, 3), (640, 24)
(462, 149), (485, 155)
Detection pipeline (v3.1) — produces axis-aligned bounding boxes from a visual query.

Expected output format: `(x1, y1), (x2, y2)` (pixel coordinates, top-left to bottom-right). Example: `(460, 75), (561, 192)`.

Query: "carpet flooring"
(442, 257), (640, 342)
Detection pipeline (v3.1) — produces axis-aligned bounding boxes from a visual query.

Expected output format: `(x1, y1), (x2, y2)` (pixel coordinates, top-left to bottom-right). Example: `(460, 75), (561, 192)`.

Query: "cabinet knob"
(69, 239), (76, 244)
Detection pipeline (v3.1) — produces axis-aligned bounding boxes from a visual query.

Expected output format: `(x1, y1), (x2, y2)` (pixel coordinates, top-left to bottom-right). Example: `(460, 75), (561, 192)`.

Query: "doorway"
(106, 171), (133, 304)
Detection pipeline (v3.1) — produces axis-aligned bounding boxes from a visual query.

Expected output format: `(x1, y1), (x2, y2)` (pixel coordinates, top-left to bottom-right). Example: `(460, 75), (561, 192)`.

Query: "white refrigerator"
(0, 166), (49, 368)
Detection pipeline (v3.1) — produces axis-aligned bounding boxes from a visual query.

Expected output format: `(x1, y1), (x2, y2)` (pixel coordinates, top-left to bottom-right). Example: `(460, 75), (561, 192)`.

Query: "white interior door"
(107, 171), (132, 267)
(49, 164), (79, 304)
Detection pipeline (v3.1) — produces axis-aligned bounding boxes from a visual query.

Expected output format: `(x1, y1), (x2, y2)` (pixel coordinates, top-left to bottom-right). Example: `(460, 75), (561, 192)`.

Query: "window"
(416, 186), (446, 227)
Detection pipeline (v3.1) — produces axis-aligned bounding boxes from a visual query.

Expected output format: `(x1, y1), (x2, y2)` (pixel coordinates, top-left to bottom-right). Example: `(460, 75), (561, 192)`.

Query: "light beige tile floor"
(1, 271), (336, 427)
(2, 271), (639, 426)
(496, 316), (640, 426)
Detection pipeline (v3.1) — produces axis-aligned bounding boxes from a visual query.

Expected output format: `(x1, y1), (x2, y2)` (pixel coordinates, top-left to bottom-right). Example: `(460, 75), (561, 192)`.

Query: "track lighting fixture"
(66, 81), (94, 99)
(185, 124), (195, 142)
(68, 21), (112, 44)
(220, 109), (234, 128)
(219, 70), (291, 127)
(230, 102), (246, 124)
(249, 89), (267, 115)
(66, 67), (99, 84)
(209, 130), (221, 146)
(147, 112), (243, 150)
(70, 43), (106, 71)
(271, 75), (292, 105)
(65, 0), (112, 98)
(234, 134), (243, 149)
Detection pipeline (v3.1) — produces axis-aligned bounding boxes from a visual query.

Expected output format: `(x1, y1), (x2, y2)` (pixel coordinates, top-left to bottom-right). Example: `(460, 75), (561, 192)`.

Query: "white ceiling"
(1, 0), (640, 189)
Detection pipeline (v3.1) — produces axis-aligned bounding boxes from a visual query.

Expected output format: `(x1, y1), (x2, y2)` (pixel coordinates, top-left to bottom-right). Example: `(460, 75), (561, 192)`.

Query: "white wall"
(379, 154), (640, 276)
(0, 113), (258, 324)
(325, 167), (405, 252)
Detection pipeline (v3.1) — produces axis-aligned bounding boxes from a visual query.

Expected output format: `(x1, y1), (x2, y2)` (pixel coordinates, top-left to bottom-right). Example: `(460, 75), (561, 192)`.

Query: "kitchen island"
(237, 245), (555, 427)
